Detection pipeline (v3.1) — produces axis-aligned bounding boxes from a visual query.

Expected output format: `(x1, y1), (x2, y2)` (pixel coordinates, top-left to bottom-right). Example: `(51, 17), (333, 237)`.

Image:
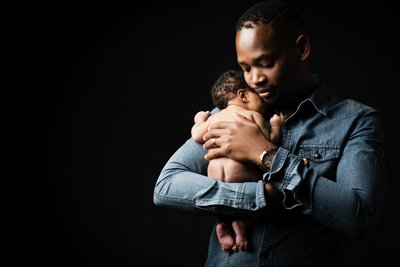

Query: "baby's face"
(247, 90), (266, 115)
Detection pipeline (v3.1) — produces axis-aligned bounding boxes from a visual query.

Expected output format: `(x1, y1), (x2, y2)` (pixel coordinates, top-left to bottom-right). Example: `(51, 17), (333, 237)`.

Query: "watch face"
(263, 157), (272, 168)
(262, 150), (276, 168)
(259, 149), (277, 171)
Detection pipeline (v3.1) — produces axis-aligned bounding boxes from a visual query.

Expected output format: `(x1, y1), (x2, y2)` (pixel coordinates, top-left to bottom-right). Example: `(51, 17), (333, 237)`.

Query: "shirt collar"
(300, 74), (331, 116)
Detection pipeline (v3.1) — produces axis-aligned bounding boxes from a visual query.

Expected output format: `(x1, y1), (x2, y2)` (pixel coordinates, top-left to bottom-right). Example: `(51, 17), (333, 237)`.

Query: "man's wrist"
(259, 147), (277, 171)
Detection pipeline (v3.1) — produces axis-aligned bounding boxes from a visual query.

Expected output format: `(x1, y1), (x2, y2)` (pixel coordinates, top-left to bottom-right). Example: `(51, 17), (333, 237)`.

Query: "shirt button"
(250, 202), (256, 209)
(314, 152), (321, 159)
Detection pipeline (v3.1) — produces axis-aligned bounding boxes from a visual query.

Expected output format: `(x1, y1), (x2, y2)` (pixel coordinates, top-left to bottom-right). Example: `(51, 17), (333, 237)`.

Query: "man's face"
(236, 23), (301, 110)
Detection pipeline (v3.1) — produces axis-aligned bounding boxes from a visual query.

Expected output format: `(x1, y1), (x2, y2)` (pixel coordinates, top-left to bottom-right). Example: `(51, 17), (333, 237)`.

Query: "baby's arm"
(253, 112), (284, 144)
(252, 112), (271, 140)
(191, 111), (211, 143)
(269, 113), (285, 144)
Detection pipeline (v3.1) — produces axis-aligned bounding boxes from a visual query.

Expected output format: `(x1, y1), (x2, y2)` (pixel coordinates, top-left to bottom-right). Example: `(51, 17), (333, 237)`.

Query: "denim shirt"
(153, 75), (386, 267)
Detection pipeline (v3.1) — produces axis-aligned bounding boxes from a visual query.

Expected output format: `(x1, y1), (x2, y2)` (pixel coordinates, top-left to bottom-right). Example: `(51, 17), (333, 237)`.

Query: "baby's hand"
(269, 112), (285, 127)
(194, 110), (211, 124)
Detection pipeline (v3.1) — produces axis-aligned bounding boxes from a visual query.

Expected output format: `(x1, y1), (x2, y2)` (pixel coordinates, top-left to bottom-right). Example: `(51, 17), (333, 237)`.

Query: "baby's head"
(211, 70), (253, 109)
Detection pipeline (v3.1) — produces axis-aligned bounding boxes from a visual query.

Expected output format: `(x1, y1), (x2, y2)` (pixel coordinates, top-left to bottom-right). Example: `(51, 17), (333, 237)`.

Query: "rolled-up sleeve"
(266, 111), (386, 239)
(153, 138), (267, 216)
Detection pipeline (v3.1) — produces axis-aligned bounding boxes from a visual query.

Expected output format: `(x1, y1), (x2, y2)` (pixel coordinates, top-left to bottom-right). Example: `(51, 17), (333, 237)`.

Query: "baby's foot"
(216, 221), (237, 253)
(232, 220), (249, 251)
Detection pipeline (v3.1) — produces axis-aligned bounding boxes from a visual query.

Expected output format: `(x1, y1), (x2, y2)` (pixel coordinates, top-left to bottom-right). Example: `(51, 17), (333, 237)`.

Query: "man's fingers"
(203, 127), (226, 142)
(204, 147), (223, 161)
(203, 137), (219, 150)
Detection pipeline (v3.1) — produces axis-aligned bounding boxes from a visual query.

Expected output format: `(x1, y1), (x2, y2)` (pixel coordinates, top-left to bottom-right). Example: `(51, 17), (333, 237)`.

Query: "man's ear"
(237, 89), (249, 102)
(295, 34), (310, 61)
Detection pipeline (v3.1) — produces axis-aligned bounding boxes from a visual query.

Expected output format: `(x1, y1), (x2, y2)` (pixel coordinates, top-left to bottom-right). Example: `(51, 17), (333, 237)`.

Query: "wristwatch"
(259, 148), (277, 171)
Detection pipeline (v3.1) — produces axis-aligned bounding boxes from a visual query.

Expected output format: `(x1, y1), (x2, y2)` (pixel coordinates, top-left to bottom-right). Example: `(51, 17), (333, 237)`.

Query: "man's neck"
(277, 78), (317, 118)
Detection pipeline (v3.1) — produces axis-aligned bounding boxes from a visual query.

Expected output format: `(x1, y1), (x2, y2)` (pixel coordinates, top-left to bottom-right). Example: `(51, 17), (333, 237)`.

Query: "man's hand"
(203, 112), (276, 165)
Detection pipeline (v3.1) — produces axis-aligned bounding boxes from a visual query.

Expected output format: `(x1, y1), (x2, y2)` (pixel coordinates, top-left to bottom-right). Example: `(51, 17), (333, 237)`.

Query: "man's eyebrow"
(238, 54), (273, 65)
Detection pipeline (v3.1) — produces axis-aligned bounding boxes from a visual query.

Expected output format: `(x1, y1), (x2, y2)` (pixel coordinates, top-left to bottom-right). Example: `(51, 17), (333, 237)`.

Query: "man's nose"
(250, 68), (266, 85)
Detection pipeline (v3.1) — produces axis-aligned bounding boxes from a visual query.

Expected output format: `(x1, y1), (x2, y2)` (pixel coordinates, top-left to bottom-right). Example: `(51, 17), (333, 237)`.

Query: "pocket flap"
(298, 145), (340, 162)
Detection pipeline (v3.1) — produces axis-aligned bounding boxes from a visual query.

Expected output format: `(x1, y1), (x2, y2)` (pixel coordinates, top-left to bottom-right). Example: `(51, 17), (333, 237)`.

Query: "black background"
(20, 1), (399, 266)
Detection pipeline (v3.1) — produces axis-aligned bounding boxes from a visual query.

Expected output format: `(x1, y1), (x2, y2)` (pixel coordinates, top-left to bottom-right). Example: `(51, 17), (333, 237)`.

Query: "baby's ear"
(237, 89), (248, 100)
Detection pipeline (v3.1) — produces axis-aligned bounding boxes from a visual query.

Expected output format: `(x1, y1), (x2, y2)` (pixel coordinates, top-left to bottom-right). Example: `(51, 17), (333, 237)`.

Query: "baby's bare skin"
(214, 113), (285, 253)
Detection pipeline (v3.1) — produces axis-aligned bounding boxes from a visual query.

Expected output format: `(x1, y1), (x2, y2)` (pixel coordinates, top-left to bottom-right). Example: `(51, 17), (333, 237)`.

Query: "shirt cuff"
(264, 147), (305, 209)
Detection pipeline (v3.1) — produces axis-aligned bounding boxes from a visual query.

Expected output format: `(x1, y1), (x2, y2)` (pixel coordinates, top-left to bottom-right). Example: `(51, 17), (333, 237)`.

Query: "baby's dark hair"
(236, 0), (304, 34)
(211, 70), (252, 109)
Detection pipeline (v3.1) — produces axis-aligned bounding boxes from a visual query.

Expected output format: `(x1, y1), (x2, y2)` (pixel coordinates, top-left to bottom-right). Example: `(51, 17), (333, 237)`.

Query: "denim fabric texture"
(154, 74), (386, 267)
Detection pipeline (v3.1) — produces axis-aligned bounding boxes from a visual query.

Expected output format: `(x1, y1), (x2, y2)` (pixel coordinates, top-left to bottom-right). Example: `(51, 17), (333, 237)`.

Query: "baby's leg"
(216, 220), (238, 253)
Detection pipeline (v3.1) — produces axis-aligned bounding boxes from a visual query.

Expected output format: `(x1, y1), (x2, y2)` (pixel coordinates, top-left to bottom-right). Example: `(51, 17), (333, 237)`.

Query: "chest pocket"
(298, 145), (340, 162)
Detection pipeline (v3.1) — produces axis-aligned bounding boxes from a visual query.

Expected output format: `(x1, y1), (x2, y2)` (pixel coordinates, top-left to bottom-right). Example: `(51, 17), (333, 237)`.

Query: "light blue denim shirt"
(153, 75), (386, 267)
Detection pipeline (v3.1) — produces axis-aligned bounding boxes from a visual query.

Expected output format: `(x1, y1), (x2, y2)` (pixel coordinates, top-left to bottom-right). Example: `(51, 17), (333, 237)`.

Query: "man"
(154, 1), (386, 266)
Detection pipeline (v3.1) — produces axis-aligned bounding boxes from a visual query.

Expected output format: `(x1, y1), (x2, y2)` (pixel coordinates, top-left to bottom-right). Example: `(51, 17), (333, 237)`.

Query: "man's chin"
(264, 99), (286, 111)
(262, 95), (278, 107)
